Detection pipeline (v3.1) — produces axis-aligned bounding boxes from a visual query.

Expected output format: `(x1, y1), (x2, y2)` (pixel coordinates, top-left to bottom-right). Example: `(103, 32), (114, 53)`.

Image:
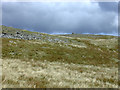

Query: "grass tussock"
(2, 59), (118, 88)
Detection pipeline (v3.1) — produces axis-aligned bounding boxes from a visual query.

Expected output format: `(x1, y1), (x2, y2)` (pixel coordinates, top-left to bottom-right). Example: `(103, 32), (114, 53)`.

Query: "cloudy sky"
(2, 2), (118, 35)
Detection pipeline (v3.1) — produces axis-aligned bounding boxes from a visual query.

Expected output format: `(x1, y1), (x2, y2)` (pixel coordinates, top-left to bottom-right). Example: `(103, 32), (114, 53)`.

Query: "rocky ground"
(1, 25), (71, 43)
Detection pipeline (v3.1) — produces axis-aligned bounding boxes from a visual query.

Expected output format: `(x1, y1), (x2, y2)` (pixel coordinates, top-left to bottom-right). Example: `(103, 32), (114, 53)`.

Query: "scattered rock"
(1, 25), (75, 44)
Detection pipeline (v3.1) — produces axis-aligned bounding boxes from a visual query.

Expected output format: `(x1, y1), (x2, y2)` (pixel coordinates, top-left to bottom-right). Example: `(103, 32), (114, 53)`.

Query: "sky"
(2, 2), (118, 35)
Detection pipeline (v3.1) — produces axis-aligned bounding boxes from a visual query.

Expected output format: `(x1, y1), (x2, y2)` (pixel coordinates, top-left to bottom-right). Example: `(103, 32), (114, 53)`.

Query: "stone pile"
(1, 30), (70, 43)
(1, 31), (42, 40)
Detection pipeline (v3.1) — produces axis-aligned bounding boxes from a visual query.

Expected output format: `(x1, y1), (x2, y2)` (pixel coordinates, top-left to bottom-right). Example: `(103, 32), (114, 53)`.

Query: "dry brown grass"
(2, 59), (118, 88)
(90, 38), (118, 49)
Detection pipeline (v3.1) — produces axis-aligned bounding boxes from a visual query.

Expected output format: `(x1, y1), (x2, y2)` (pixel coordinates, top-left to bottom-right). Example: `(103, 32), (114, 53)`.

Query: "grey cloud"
(98, 2), (118, 12)
(2, 2), (118, 35)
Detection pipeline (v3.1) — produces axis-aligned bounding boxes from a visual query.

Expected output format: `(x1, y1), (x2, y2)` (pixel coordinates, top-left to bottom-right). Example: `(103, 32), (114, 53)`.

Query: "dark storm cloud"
(2, 2), (118, 34)
(98, 2), (118, 12)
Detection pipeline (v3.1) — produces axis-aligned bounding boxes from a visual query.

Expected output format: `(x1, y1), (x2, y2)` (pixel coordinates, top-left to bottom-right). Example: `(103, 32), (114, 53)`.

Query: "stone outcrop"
(1, 25), (70, 43)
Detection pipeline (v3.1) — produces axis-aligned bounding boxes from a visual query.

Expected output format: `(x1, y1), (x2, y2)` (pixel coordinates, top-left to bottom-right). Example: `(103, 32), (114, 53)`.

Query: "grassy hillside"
(1, 26), (119, 88)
